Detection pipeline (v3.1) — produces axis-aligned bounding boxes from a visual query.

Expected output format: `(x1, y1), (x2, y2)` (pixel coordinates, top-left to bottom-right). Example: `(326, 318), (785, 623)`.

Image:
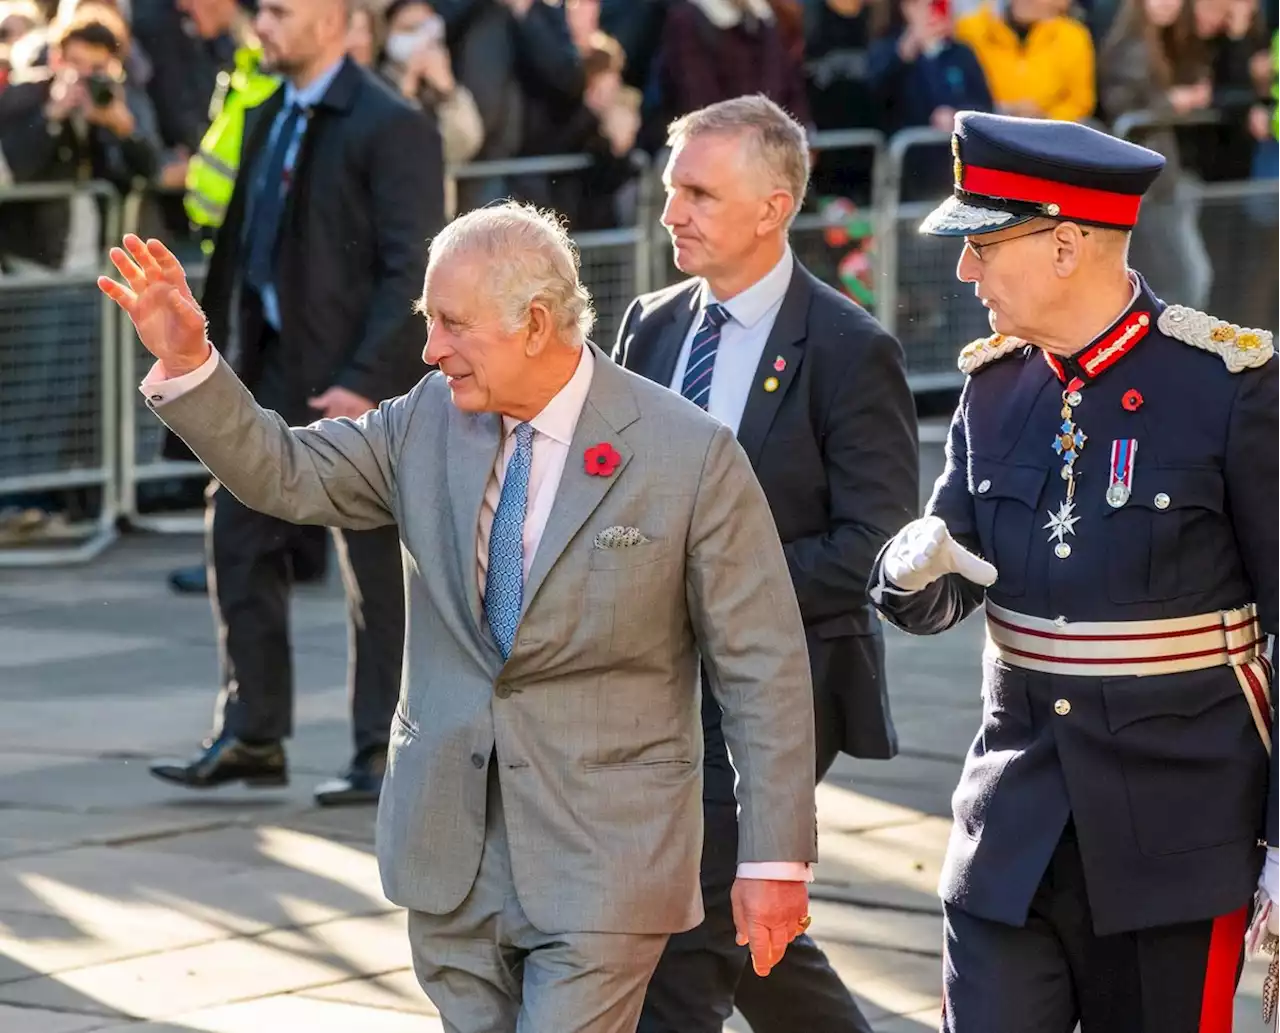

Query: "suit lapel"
(521, 348), (640, 617)
(446, 407), (503, 636)
(735, 266), (812, 466)
(643, 286), (700, 388)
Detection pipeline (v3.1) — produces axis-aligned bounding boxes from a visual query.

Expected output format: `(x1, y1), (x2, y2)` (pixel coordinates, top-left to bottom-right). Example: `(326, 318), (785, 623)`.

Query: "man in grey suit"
(98, 204), (819, 1033)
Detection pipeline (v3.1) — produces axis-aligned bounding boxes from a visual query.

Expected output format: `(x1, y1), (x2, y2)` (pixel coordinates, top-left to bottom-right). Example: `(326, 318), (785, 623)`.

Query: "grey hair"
(667, 94), (810, 217)
(424, 201), (595, 345)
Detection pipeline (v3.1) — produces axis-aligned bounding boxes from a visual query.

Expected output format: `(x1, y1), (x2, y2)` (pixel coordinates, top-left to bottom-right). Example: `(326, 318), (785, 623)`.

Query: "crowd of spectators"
(0, 0), (1275, 534)
(0, 0), (1273, 259)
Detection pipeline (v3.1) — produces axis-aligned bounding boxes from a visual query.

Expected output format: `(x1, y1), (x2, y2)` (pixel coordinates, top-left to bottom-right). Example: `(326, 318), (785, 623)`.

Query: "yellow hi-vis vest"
(184, 46), (279, 239)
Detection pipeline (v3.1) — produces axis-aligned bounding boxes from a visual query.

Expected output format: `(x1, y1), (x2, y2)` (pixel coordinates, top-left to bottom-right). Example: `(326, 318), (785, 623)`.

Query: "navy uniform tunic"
(872, 277), (1277, 937)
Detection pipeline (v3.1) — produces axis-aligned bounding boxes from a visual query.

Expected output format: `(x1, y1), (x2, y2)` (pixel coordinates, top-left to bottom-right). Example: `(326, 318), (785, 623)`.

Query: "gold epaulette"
(957, 333), (1026, 376)
(1158, 306), (1274, 373)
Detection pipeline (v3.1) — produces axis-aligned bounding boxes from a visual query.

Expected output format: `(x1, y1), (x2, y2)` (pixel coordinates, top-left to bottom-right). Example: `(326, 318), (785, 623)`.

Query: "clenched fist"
(883, 516), (998, 593)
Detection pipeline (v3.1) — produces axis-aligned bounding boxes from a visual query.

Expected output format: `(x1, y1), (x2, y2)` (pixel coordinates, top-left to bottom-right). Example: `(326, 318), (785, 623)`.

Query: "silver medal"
(1106, 482), (1130, 508)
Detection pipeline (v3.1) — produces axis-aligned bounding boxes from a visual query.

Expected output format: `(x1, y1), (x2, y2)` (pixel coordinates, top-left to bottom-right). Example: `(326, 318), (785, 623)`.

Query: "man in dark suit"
(613, 94), (919, 1033)
(147, 0), (445, 807)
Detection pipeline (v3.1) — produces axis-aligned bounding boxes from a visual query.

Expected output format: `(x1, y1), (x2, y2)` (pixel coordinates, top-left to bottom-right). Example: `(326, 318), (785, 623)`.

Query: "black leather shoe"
(150, 734), (288, 789)
(168, 564), (208, 595)
(314, 750), (385, 807)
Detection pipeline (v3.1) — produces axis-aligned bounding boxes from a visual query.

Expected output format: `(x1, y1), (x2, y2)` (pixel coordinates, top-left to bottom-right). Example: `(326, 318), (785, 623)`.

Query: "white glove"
(883, 516), (998, 593)
(1248, 848), (1279, 1027)
(1249, 849), (1280, 952)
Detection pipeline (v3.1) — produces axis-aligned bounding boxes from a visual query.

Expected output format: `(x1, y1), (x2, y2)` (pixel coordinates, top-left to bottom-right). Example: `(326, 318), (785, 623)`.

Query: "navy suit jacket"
(615, 262), (919, 788)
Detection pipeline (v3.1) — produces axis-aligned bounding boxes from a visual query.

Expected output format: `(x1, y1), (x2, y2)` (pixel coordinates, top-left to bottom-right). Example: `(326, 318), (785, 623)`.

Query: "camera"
(84, 71), (117, 107)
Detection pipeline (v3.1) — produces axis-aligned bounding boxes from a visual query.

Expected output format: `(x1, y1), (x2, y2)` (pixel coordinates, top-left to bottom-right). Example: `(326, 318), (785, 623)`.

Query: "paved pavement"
(0, 434), (1267, 1032)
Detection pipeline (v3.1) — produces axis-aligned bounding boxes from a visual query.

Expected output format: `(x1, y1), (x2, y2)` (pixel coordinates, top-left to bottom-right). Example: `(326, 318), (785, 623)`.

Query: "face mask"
(384, 15), (444, 64)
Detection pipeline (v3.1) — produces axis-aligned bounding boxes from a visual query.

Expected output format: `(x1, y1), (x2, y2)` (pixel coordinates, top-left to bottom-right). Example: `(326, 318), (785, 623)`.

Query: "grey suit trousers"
(407, 759), (670, 1033)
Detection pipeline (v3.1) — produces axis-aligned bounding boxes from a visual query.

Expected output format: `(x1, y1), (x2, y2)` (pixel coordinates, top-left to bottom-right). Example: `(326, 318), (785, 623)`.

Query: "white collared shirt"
(668, 247), (794, 433)
(476, 345), (595, 597)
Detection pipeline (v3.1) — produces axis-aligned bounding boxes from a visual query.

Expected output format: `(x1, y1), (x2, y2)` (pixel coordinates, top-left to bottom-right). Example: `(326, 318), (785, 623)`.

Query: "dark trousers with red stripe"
(943, 822), (1248, 1033)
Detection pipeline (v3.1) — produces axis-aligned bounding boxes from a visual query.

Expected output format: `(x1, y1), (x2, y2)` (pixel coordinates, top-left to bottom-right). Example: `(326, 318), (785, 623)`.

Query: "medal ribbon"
(1109, 439), (1136, 502)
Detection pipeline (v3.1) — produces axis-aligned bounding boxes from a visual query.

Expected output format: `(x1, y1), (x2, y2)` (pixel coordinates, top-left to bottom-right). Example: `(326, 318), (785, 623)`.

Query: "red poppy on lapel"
(584, 442), (621, 477)
(1121, 389), (1143, 412)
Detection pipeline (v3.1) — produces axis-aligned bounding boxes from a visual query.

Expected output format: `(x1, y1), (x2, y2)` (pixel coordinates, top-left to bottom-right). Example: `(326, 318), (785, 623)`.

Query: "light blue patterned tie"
(485, 422), (534, 658)
(680, 303), (730, 410)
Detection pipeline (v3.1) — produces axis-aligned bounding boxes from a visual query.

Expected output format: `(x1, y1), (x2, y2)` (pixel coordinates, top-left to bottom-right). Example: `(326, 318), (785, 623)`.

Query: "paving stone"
(85, 996), (445, 1032)
(814, 820), (950, 914)
(0, 1003), (110, 1033)
(0, 807), (225, 857)
(0, 628), (165, 670)
(872, 1007), (942, 1032)
(0, 916), (388, 1018)
(297, 966), (435, 1014)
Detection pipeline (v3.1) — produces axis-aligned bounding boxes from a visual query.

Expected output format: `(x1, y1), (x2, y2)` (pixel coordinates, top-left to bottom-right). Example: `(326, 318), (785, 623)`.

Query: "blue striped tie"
(485, 422), (534, 659)
(680, 303), (730, 410)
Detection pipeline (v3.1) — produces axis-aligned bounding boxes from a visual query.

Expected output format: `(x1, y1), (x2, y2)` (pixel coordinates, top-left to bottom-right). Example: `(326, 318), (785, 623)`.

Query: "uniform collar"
(1043, 271), (1154, 388)
(501, 345), (595, 447)
(702, 247), (794, 331)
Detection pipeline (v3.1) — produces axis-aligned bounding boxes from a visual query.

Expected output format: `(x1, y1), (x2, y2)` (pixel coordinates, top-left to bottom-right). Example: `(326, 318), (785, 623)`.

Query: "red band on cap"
(962, 165), (1143, 226)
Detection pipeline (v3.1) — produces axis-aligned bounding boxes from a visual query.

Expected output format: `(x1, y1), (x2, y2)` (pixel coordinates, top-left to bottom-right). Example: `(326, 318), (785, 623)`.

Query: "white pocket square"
(594, 526), (651, 549)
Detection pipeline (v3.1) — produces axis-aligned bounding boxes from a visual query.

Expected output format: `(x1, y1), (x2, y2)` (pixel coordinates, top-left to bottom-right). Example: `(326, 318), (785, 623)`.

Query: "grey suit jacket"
(149, 344), (817, 935)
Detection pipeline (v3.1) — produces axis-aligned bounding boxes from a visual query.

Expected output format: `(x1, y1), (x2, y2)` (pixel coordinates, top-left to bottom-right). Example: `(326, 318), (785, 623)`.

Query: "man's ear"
(1050, 222), (1088, 278)
(757, 188), (796, 237)
(524, 300), (554, 356)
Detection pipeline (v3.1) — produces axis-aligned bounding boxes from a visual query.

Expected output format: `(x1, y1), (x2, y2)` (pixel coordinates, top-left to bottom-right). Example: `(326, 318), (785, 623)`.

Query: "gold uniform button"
(1054, 699), (1071, 716)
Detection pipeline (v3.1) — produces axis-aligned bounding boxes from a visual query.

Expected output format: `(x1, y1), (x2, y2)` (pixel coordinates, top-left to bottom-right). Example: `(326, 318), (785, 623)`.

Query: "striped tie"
(680, 303), (730, 410)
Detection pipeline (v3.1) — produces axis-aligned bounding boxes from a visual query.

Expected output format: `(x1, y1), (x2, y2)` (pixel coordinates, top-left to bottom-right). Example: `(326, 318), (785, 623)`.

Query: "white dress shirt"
(140, 345), (809, 882)
(476, 345), (595, 597)
(669, 247), (793, 433)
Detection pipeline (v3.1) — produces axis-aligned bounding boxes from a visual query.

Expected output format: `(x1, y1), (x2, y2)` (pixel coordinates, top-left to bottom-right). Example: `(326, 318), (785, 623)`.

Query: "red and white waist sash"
(985, 600), (1273, 752)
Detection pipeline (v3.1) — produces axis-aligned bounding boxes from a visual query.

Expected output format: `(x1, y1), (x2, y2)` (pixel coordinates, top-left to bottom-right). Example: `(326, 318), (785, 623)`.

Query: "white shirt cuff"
(736, 861), (813, 882)
(138, 348), (219, 406)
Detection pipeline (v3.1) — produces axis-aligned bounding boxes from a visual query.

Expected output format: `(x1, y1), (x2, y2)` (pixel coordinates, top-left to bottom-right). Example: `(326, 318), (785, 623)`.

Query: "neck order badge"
(1041, 310), (1152, 559)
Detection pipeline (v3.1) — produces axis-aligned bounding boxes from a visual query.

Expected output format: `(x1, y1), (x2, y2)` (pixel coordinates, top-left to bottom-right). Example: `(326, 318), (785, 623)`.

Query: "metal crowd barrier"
(5, 113), (1276, 560)
(0, 181), (123, 566)
(874, 126), (987, 392)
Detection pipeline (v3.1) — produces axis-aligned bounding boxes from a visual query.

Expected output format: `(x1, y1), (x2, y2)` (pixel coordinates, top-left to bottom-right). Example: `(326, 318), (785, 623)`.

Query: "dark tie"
(680, 303), (730, 410)
(244, 102), (304, 297)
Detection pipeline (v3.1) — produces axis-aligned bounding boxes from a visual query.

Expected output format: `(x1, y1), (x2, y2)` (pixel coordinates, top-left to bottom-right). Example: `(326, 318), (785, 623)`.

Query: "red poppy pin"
(1121, 389), (1143, 412)
(584, 442), (621, 477)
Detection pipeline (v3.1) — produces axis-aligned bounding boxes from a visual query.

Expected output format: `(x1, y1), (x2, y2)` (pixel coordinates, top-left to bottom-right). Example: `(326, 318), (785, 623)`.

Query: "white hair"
(425, 202), (596, 345)
(667, 94), (810, 217)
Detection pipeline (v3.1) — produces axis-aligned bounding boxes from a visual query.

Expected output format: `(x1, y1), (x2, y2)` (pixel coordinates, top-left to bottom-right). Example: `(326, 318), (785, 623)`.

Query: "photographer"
(0, 2), (159, 271)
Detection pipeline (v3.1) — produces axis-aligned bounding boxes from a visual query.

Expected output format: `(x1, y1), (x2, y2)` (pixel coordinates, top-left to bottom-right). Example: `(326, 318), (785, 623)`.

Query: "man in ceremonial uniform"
(870, 111), (1278, 1031)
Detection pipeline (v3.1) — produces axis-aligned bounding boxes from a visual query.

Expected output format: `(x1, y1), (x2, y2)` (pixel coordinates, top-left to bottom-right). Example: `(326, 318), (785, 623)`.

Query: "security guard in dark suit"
(869, 112), (1278, 1032)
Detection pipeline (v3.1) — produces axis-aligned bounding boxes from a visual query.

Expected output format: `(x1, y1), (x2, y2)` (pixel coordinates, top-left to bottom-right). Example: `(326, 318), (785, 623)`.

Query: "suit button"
(495, 684), (512, 699)
(1154, 492), (1170, 510)
(1054, 699), (1071, 716)
(977, 479), (991, 494)
(471, 752), (486, 769)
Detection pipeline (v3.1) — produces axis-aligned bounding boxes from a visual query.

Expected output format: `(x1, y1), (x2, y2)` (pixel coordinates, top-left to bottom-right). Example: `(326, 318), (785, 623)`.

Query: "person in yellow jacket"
(954, 0), (1095, 123)
(184, 43), (279, 243)
(181, 0), (279, 248)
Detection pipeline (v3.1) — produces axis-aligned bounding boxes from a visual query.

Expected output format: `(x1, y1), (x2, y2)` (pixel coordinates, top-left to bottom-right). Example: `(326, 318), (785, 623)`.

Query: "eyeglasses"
(965, 225), (1089, 261)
